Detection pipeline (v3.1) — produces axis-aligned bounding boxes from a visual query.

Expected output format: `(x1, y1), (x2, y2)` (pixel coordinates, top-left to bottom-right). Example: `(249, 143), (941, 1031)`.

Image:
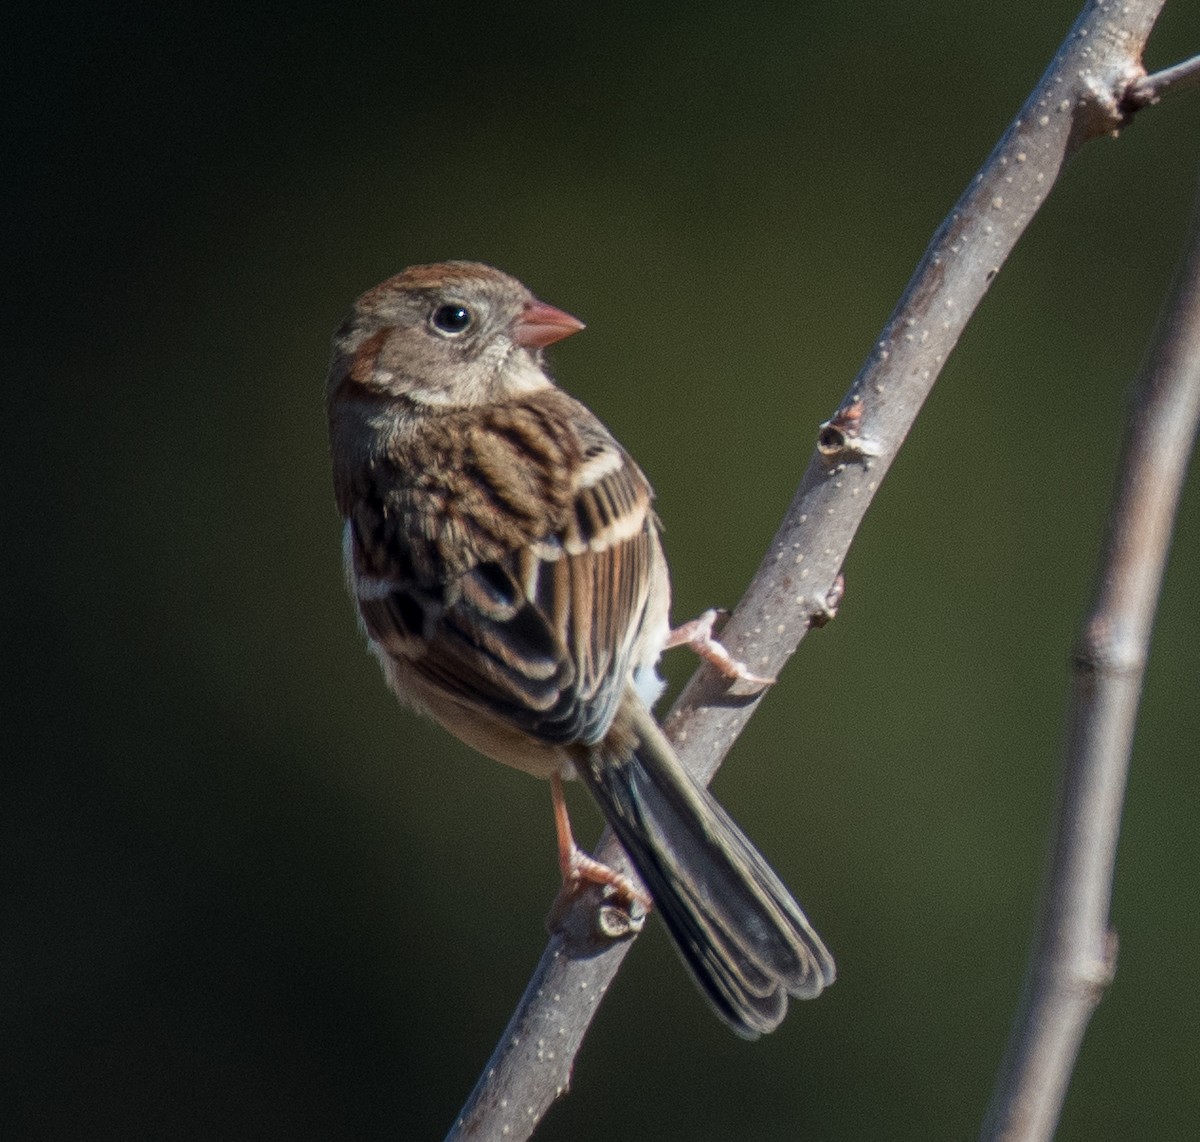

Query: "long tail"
(571, 701), (834, 1038)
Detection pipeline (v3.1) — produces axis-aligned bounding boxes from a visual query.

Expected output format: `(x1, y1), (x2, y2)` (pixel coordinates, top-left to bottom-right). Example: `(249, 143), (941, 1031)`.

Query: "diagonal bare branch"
(446, 3), (1178, 1138)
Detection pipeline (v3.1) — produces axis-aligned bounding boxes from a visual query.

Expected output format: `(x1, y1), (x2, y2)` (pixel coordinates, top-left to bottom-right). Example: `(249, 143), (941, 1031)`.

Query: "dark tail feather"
(572, 703), (834, 1038)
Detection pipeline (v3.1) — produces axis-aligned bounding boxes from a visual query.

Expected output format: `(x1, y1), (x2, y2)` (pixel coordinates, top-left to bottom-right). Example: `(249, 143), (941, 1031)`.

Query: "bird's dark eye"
(431, 304), (473, 334)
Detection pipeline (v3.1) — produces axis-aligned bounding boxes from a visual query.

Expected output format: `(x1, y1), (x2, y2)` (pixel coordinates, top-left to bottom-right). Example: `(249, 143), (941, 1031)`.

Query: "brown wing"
(348, 391), (662, 747)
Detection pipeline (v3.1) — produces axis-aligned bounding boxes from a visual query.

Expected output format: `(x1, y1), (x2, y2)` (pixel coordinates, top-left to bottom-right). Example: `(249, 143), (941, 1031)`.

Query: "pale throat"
(401, 349), (552, 408)
(495, 350), (555, 397)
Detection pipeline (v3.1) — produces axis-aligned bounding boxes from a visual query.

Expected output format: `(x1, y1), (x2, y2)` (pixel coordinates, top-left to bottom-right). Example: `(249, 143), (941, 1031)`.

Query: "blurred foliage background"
(5, 1), (1200, 1138)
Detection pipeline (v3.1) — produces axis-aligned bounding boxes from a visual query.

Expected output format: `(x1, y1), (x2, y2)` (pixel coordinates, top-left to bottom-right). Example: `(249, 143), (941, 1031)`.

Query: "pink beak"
(514, 299), (585, 348)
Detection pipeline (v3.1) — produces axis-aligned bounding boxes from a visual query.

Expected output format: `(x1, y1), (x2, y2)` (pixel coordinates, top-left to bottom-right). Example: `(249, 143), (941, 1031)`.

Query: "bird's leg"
(665, 607), (775, 687)
(551, 772), (651, 910)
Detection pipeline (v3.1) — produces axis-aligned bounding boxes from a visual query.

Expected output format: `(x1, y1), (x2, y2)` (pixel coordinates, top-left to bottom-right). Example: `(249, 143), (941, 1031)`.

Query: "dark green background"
(7, 2), (1199, 1139)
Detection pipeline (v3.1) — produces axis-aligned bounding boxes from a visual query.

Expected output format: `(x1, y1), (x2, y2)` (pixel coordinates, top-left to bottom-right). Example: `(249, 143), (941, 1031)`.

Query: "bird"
(325, 260), (834, 1037)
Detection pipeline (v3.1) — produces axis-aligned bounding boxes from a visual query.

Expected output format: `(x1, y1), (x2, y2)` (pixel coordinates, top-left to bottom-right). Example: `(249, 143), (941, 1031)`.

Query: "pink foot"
(665, 608), (775, 688)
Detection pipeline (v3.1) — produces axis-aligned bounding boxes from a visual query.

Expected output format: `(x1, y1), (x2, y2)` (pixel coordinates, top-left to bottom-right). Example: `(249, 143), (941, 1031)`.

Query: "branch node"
(596, 901), (647, 940)
(809, 573), (845, 629)
(547, 882), (647, 949)
(1076, 71), (1131, 139)
(1073, 615), (1146, 677)
(1050, 930), (1119, 1004)
(816, 398), (882, 465)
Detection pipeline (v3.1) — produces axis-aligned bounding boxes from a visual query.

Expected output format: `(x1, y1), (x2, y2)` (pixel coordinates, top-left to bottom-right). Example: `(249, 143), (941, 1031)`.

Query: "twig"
(446, 3), (1179, 1138)
(1124, 52), (1200, 107)
(979, 170), (1200, 1142)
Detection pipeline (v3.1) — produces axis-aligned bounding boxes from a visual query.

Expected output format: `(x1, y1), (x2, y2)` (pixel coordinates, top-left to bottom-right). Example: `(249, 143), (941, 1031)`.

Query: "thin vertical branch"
(980, 174), (1200, 1142)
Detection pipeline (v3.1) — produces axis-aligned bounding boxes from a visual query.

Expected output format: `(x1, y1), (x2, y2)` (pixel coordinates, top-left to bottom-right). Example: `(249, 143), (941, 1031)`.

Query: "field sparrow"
(325, 261), (834, 1036)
